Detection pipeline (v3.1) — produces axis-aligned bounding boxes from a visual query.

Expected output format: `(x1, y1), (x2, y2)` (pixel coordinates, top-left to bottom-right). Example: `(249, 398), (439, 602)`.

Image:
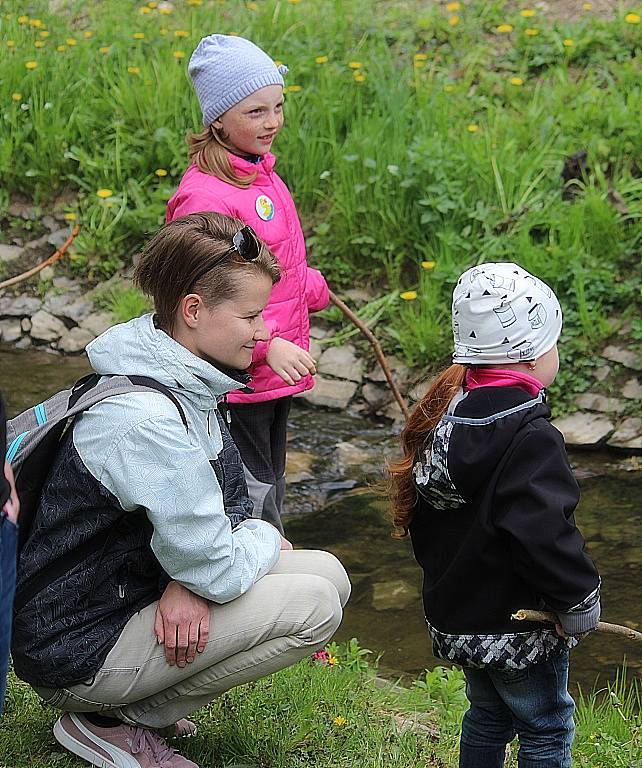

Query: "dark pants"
(460, 652), (575, 768)
(0, 513), (17, 714)
(227, 397), (292, 534)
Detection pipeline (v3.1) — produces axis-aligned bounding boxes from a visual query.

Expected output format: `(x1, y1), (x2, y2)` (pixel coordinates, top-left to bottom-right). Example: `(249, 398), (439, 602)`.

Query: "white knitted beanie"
(452, 262), (562, 364)
(189, 35), (287, 126)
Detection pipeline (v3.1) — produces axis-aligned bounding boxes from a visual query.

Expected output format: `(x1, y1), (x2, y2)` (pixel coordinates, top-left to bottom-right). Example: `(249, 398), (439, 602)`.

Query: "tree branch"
(0, 224), (80, 291)
(511, 609), (642, 643)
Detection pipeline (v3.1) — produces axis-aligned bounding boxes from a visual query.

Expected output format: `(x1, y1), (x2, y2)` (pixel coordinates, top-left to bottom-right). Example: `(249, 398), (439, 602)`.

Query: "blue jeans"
(0, 513), (17, 715)
(459, 652), (575, 768)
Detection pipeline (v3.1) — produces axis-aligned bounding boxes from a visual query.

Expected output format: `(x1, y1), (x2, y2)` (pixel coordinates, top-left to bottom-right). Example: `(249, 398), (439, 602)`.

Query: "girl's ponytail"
(388, 364), (467, 537)
(187, 127), (258, 188)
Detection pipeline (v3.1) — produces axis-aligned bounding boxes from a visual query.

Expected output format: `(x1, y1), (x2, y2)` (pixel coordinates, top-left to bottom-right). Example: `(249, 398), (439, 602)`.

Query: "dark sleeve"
(0, 398), (10, 508)
(493, 421), (600, 632)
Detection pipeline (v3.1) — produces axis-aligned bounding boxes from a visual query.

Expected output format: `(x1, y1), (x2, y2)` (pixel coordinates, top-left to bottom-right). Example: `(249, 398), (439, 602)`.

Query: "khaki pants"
(36, 550), (350, 728)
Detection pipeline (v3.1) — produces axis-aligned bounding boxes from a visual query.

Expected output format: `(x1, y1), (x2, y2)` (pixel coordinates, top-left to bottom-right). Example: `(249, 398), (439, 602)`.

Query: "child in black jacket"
(389, 263), (599, 768)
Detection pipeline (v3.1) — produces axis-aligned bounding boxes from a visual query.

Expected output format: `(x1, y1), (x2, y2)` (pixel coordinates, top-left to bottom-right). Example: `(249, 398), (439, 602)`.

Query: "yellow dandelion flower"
(133, 32), (145, 39)
(128, 66), (141, 74)
(520, 8), (536, 17)
(7, 40), (15, 47)
(582, 2), (592, 8)
(34, 40), (45, 48)
(97, 188), (113, 198)
(354, 73), (366, 82)
(448, 15), (460, 26)
(39, 30), (50, 38)
(12, 92), (22, 102)
(414, 52), (428, 61)
(25, 60), (38, 69)
(446, 1), (461, 10)
(525, 27), (539, 35)
(84, 30), (94, 38)
(333, 716), (347, 726)
(348, 61), (362, 69)
(64, 212), (77, 221)
(496, 23), (513, 33)
(274, 60), (283, 66)
(30, 18), (45, 28)
(99, 46), (110, 54)
(467, 123), (479, 132)
(155, 168), (168, 176)
(247, 1), (259, 9)
(160, 28), (168, 35)
(18, 15), (29, 24)
(287, 0), (302, 4)
(188, 0), (203, 5)
(66, 37), (77, 45)
(288, 84), (302, 91)
(57, 44), (66, 52)
(563, 38), (574, 46)
(140, 5), (152, 12)
(625, 12), (640, 23)
(400, 291), (418, 300)
(510, 76), (524, 85)
(444, 83), (455, 92)
(174, 29), (189, 37)
(173, 50), (185, 59)
(327, 654), (339, 665)
(159, 7), (173, 14)
(421, 261), (436, 270)
(315, 55), (328, 64)
(148, 1), (158, 6)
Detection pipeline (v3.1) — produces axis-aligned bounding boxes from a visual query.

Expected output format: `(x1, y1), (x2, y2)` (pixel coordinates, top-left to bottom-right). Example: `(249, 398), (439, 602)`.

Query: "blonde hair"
(187, 126), (257, 189)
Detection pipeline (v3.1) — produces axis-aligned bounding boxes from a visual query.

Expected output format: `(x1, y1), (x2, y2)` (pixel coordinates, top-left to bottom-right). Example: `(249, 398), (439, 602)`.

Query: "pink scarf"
(464, 367), (543, 397)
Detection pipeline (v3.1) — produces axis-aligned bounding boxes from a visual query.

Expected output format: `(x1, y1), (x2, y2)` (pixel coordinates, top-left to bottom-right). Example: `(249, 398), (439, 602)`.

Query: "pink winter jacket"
(166, 152), (329, 403)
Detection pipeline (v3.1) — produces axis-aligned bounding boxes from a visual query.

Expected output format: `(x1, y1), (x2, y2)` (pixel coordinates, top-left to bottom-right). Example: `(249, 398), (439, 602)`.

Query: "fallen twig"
(511, 609), (642, 643)
(0, 224), (80, 291)
(329, 290), (410, 420)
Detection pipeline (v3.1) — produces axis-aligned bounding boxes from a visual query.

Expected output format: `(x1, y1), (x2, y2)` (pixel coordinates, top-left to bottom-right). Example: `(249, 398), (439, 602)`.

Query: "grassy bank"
(0, 639), (640, 767)
(1, 0), (641, 405)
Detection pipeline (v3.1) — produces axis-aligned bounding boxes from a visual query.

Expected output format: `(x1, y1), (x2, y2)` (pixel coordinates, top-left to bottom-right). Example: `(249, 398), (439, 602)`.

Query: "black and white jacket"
(409, 385), (600, 670)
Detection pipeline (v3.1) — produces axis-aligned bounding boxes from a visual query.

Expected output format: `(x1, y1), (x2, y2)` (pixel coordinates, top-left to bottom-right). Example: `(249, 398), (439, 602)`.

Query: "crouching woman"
(11, 212), (350, 768)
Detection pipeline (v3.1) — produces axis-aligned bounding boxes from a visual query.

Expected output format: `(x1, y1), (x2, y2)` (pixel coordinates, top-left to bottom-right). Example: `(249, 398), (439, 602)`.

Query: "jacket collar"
(228, 151), (276, 176)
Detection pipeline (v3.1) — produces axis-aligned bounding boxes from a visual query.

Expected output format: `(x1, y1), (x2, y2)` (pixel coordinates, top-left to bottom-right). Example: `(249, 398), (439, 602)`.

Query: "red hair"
(388, 364), (467, 537)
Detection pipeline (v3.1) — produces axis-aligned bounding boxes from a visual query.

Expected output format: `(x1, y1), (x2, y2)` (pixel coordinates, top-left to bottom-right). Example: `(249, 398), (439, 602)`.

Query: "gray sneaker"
(53, 712), (199, 768)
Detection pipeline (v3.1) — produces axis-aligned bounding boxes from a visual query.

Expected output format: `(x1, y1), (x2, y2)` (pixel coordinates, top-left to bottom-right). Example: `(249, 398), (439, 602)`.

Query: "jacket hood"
(228, 151), (276, 176)
(86, 313), (247, 410)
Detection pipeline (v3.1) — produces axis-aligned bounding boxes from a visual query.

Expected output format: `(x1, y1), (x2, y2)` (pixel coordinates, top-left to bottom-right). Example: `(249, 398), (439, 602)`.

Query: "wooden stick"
(0, 224), (80, 291)
(511, 609), (642, 643)
(329, 290), (410, 420)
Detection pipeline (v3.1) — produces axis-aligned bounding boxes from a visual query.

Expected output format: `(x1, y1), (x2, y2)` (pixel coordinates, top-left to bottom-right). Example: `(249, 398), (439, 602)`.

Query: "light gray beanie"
(452, 262), (562, 364)
(188, 34), (287, 126)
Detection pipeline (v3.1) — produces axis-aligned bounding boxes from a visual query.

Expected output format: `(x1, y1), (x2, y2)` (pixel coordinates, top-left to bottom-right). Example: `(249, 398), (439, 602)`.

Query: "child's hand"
(266, 338), (316, 386)
(2, 460), (19, 525)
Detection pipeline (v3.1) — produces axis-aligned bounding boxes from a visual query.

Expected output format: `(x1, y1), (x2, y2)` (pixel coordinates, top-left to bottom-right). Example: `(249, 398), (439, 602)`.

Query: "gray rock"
(362, 382), (389, 407)
(575, 393), (625, 414)
(380, 400), (407, 426)
(24, 233), (50, 251)
(41, 215), (58, 232)
(607, 418), (642, 450)
(372, 579), (420, 611)
(552, 413), (614, 448)
(366, 356), (410, 386)
(57, 327), (94, 354)
(335, 441), (363, 470)
(0, 244), (23, 263)
(20, 317), (31, 333)
(0, 319), (23, 343)
(343, 287), (376, 304)
(309, 325), (328, 340)
(309, 338), (323, 361)
(52, 276), (80, 291)
(297, 376), (357, 410)
(14, 335), (32, 350)
(39, 266), (55, 282)
(0, 295), (42, 317)
(8, 201), (37, 219)
(78, 312), (113, 337)
(30, 309), (67, 342)
(318, 345), (363, 383)
(47, 228), (71, 249)
(44, 295), (93, 324)
(601, 345), (642, 372)
(285, 450), (315, 483)
(622, 378), (642, 400)
(409, 379), (430, 402)
(593, 365), (611, 382)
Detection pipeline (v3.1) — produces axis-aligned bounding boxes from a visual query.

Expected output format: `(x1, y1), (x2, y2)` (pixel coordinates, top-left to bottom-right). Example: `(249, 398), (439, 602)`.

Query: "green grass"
(1, 641), (640, 768)
(1, 0), (641, 405)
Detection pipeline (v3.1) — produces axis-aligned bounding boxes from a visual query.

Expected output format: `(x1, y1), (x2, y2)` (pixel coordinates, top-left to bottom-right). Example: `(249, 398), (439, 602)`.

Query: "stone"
(285, 450), (315, 483)
(622, 378), (642, 400)
(30, 309), (67, 342)
(309, 338), (323, 360)
(335, 441), (363, 470)
(23, 233), (50, 251)
(47, 228), (71, 249)
(309, 325), (328, 340)
(593, 365), (611, 382)
(409, 379), (431, 402)
(297, 375), (357, 410)
(20, 317), (31, 333)
(601, 345), (642, 372)
(0, 319), (23, 343)
(39, 266), (55, 282)
(44, 295), (94, 324)
(0, 296), (42, 317)
(575, 393), (625, 414)
(52, 276), (80, 291)
(0, 244), (23, 263)
(343, 287), (376, 304)
(366, 356), (410, 386)
(552, 413), (614, 448)
(57, 327), (94, 354)
(78, 312), (113, 337)
(14, 335), (32, 350)
(361, 382), (388, 407)
(318, 345), (363, 383)
(41, 215), (58, 232)
(8, 201), (37, 219)
(607, 418), (642, 451)
(372, 579), (420, 611)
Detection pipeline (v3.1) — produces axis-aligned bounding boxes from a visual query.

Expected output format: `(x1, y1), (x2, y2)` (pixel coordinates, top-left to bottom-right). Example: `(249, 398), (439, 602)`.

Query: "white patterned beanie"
(189, 34), (288, 126)
(452, 262), (562, 365)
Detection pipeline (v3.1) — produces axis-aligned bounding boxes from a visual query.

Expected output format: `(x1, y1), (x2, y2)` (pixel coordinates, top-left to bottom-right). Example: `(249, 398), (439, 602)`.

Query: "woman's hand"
(2, 461), (20, 524)
(266, 338), (316, 386)
(154, 581), (210, 667)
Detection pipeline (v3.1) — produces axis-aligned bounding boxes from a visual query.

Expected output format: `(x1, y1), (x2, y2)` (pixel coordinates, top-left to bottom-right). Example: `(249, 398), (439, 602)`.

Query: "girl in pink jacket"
(167, 34), (329, 533)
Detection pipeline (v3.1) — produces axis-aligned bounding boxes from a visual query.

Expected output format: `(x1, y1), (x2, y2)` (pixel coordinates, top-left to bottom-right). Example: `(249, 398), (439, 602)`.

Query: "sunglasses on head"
(188, 225), (261, 290)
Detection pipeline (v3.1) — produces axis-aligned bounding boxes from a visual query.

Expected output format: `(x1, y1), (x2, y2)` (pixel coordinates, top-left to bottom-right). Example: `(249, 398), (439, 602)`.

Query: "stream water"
(1, 345), (640, 694)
